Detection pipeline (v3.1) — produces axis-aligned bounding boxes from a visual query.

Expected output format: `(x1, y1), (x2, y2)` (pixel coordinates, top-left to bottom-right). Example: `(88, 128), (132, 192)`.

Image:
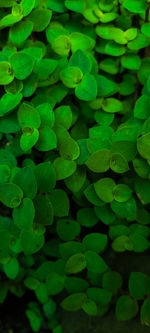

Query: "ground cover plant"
(1, 0), (150, 332)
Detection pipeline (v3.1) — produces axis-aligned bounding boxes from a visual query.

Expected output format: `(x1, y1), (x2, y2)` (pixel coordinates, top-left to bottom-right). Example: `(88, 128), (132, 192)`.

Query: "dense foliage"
(0, 0), (150, 331)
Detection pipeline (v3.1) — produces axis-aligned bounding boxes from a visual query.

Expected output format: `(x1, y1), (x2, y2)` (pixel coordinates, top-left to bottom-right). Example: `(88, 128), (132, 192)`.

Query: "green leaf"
(65, 166), (86, 193)
(77, 139), (90, 165)
(36, 103), (54, 128)
(94, 205), (115, 226)
(46, 0), (66, 12)
(29, 9), (52, 32)
(123, 0), (147, 13)
(102, 98), (123, 113)
(95, 109), (114, 125)
(111, 28), (127, 45)
(129, 232), (150, 253)
(119, 74), (136, 96)
(60, 66), (83, 88)
(141, 297), (150, 326)
(65, 277), (89, 294)
(129, 272), (150, 300)
(43, 238), (60, 258)
(94, 177), (116, 203)
(142, 116), (150, 135)
(82, 299), (98, 316)
(56, 219), (80, 241)
(125, 28), (137, 41)
(137, 133), (150, 160)
(85, 251), (108, 274)
(111, 197), (137, 221)
(0, 10), (23, 30)
(96, 75), (118, 97)
(18, 103), (41, 129)
(0, 183), (23, 208)
(102, 271), (123, 294)
(82, 233), (108, 254)
(111, 140), (137, 162)
(96, 25), (126, 45)
(13, 166), (37, 199)
(96, 25), (112, 40)
(34, 58), (58, 80)
(52, 35), (71, 56)
(36, 127), (57, 151)
(105, 41), (126, 57)
(69, 50), (91, 74)
(70, 32), (95, 53)
(46, 272), (65, 295)
(87, 126), (113, 153)
(5, 79), (23, 94)
(22, 73), (38, 98)
(35, 283), (48, 304)
(0, 92), (22, 117)
(33, 195), (54, 226)
(20, 229), (44, 255)
(109, 225), (130, 240)
(141, 23), (150, 37)
(138, 58), (150, 84)
(83, 9), (99, 24)
(121, 54), (141, 70)
(59, 138), (80, 160)
(135, 178), (150, 204)
(53, 157), (76, 180)
(20, 127), (39, 151)
(85, 149), (111, 172)
(134, 95), (150, 119)
(54, 105), (72, 129)
(0, 62), (14, 85)
(100, 12), (118, 24)
(0, 164), (11, 183)
(128, 33), (150, 51)
(77, 207), (98, 227)
(129, 224), (150, 238)
(24, 277), (40, 290)
(65, 0), (86, 13)
(113, 184), (132, 203)
(59, 241), (83, 260)
(21, 0), (35, 16)
(112, 235), (133, 252)
(87, 287), (112, 305)
(0, 229), (10, 251)
(10, 52), (35, 80)
(9, 20), (33, 46)
(61, 293), (87, 311)
(34, 162), (56, 193)
(0, 0), (15, 7)
(49, 189), (69, 217)
(3, 258), (19, 280)
(65, 253), (87, 274)
(0, 114), (20, 134)
(43, 298), (56, 318)
(75, 74), (97, 101)
(136, 206), (150, 225)
(13, 198), (35, 230)
(0, 149), (17, 168)
(23, 46), (43, 60)
(99, 58), (119, 75)
(26, 309), (42, 332)
(110, 153), (129, 173)
(116, 295), (139, 321)
(84, 183), (103, 206)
